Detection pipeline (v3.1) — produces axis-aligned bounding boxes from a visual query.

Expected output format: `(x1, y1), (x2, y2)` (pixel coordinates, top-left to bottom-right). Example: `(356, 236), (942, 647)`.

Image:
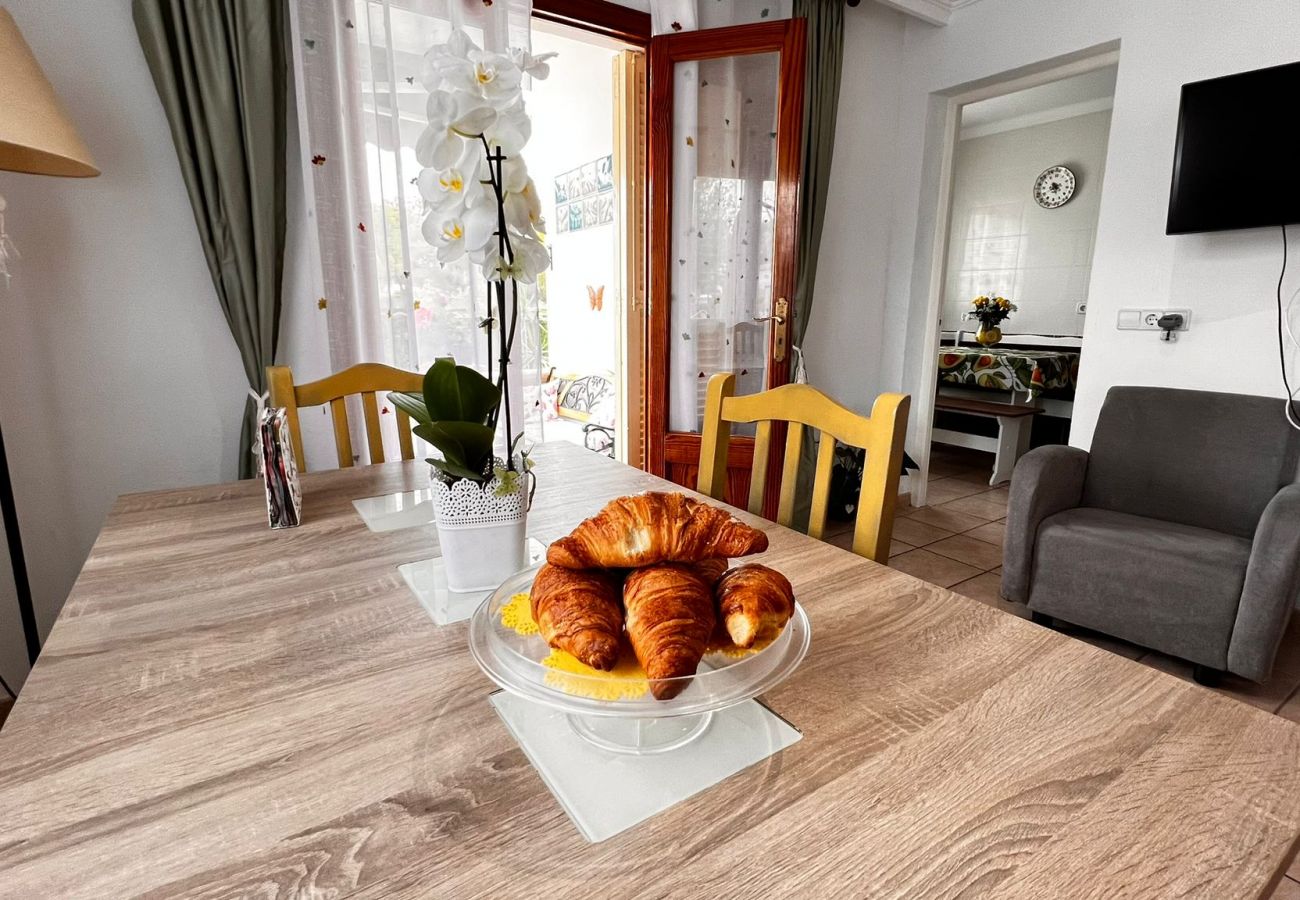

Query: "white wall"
(528, 28), (619, 379)
(0, 1), (248, 689)
(866, 0), (1300, 456)
(942, 109), (1111, 337)
(799, 1), (907, 412)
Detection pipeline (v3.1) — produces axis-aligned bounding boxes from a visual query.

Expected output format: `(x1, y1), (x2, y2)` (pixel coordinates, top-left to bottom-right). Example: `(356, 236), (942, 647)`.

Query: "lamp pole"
(0, 421), (38, 662)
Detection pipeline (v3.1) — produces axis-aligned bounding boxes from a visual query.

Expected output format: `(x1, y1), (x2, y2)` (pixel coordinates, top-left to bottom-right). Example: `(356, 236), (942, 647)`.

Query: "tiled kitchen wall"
(942, 109), (1113, 337)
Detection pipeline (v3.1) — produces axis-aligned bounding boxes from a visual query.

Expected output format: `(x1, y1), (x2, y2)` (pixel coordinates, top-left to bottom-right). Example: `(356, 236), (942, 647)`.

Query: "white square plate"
(352, 490), (433, 532)
(400, 538), (546, 625)
(489, 691), (801, 843)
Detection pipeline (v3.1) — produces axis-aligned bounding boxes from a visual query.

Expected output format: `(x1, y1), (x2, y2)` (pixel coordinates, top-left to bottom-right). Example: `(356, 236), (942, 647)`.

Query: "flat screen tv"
(1166, 60), (1300, 235)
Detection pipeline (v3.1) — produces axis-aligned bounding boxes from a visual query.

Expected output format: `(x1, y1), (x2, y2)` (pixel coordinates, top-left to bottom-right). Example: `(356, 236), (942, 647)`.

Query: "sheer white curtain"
(286, 0), (541, 465)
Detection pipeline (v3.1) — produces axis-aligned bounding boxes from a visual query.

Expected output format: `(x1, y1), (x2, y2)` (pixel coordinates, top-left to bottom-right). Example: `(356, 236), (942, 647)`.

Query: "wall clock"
(1033, 165), (1076, 209)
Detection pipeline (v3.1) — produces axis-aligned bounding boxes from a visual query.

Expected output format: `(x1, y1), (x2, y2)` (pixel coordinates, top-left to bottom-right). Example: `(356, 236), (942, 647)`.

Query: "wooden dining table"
(2, 440), (1299, 898)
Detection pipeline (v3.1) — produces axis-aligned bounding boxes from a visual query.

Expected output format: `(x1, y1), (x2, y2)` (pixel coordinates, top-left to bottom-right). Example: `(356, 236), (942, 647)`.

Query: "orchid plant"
(397, 29), (554, 487)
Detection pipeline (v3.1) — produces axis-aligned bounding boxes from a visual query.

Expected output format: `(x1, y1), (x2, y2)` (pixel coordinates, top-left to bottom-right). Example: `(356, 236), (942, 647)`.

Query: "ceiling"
(959, 65), (1118, 140)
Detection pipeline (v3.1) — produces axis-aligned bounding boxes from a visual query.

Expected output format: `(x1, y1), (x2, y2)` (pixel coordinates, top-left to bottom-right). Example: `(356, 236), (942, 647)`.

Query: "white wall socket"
(1116, 308), (1192, 331)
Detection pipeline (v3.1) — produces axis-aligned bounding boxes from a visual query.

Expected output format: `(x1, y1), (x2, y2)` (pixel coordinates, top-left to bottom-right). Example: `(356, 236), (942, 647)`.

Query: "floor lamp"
(0, 9), (99, 665)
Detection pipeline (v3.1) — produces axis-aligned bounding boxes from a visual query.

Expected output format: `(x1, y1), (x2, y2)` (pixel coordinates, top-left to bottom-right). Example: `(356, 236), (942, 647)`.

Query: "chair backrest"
(266, 363), (424, 472)
(1084, 386), (1300, 538)
(697, 373), (910, 563)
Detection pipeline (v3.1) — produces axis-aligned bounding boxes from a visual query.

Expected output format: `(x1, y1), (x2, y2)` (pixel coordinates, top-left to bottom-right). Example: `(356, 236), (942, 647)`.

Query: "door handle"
(754, 297), (788, 363)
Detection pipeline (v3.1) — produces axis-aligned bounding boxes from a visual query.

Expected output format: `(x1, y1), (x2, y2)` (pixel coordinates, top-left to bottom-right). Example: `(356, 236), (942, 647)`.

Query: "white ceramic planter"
(430, 462), (529, 593)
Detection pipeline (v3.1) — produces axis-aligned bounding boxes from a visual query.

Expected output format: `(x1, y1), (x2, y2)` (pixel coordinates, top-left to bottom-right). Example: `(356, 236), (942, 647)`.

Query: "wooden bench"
(932, 395), (1043, 486)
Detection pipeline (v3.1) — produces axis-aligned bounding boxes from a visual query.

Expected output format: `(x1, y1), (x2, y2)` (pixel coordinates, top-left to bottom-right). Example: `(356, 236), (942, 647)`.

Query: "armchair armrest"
(1227, 483), (1300, 682)
(1001, 445), (1089, 603)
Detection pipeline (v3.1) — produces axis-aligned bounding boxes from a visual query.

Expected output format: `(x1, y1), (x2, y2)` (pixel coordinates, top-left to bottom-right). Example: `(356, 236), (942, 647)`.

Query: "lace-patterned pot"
(430, 459), (529, 592)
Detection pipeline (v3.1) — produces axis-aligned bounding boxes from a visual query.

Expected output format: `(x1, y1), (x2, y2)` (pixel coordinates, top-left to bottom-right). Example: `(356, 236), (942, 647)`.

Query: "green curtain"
(790, 0), (845, 350)
(790, 0), (845, 530)
(134, 0), (288, 478)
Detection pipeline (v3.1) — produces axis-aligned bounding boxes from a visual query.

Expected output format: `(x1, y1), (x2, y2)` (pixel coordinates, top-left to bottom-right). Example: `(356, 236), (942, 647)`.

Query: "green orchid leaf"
(428, 457), (487, 483)
(415, 420), (496, 475)
(387, 391), (429, 424)
(422, 357), (501, 425)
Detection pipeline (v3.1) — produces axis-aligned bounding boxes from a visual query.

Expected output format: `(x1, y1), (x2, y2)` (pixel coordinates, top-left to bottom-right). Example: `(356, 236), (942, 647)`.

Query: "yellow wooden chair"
(697, 373), (911, 563)
(266, 363), (423, 472)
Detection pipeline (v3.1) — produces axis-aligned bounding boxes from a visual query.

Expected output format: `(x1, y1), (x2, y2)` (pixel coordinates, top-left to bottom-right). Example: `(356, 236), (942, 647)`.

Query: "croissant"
(694, 557), (728, 587)
(530, 564), (624, 671)
(547, 492), (768, 570)
(716, 564), (795, 648)
(623, 563), (716, 700)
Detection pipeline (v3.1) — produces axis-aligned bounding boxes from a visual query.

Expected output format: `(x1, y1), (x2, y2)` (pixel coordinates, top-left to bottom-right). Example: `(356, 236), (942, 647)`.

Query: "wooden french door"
(645, 19), (805, 513)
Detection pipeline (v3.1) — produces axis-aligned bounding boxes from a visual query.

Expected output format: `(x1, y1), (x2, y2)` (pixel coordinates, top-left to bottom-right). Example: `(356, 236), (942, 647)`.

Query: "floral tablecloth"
(937, 347), (1080, 396)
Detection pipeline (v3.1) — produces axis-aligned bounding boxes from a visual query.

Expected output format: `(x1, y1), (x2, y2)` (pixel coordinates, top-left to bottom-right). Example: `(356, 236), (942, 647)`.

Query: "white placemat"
(352, 489), (434, 532)
(400, 538), (546, 625)
(489, 691), (801, 843)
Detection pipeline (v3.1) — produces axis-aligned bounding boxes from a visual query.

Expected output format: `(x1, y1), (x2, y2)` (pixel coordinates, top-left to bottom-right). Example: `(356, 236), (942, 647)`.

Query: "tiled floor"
(824, 443), (1300, 896)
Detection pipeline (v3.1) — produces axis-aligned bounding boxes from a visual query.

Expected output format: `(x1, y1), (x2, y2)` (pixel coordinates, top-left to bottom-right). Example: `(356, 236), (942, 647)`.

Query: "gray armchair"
(1002, 386), (1300, 684)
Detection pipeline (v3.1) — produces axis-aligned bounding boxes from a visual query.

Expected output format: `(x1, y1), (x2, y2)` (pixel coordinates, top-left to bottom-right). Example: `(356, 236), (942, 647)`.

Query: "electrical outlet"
(1116, 308), (1192, 331)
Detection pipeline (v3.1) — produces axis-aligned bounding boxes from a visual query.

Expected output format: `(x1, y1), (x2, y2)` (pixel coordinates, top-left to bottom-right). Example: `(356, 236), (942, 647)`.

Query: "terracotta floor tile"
(924, 476), (993, 506)
(952, 573), (1025, 617)
(890, 516), (955, 548)
(889, 548), (983, 589)
(934, 492), (1009, 523)
(926, 533), (1003, 571)
(821, 518), (855, 539)
(901, 505), (990, 534)
(963, 520), (1006, 548)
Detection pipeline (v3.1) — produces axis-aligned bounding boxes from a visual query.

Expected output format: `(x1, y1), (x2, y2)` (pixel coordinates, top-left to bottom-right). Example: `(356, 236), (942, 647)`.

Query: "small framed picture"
(583, 197), (600, 228)
(579, 162), (598, 196)
(595, 194), (614, 225)
(596, 155), (613, 192)
(564, 169), (582, 202)
(567, 203), (584, 232)
(555, 203), (570, 233)
(553, 175), (568, 204)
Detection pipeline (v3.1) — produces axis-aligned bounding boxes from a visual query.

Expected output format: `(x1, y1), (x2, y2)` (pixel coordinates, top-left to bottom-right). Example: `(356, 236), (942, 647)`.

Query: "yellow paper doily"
(500, 592), (538, 636)
(499, 590), (773, 700)
(541, 646), (649, 701)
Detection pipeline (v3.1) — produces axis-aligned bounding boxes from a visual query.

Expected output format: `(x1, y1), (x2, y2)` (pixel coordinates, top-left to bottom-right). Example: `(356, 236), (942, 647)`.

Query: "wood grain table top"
(2, 441), (1299, 899)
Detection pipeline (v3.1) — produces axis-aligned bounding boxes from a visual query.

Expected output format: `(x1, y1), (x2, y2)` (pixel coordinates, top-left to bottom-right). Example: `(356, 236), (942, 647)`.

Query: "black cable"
(1279, 224), (1300, 427)
(0, 671), (15, 701)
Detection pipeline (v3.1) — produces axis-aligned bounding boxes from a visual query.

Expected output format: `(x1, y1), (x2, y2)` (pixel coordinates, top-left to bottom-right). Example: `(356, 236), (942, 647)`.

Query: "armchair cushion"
(1029, 508), (1252, 669)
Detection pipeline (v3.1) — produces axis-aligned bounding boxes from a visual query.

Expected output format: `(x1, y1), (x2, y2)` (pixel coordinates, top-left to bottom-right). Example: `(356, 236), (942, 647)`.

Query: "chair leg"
(1029, 610), (1053, 627)
(1192, 664), (1225, 687)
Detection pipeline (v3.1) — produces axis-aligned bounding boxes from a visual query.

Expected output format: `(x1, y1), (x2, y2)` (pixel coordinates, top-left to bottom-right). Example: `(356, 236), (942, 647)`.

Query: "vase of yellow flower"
(970, 295), (1016, 346)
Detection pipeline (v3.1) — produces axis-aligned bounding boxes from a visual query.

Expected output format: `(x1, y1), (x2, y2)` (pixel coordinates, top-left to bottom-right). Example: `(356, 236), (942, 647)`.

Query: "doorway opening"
(913, 51), (1119, 508)
(527, 20), (645, 465)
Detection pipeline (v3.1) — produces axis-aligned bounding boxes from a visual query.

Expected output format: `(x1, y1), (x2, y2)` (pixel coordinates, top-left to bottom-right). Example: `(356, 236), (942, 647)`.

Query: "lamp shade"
(0, 8), (98, 177)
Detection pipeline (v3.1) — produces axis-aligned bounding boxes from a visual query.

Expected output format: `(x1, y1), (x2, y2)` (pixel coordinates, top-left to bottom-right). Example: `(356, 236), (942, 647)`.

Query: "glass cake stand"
(468, 562), (810, 755)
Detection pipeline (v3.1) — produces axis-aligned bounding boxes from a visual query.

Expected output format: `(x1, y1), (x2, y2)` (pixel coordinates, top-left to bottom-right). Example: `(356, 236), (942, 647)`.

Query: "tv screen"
(1166, 60), (1300, 235)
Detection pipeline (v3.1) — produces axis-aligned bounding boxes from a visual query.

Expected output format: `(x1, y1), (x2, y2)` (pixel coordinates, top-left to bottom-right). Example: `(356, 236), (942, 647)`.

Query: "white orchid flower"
(422, 211), (469, 264)
(509, 48), (557, 81)
(504, 178), (543, 236)
(484, 100), (531, 155)
(417, 157), (483, 214)
(461, 194), (501, 255)
(418, 29), (550, 282)
(479, 232), (550, 284)
(419, 30), (476, 90)
(416, 91), (496, 170)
